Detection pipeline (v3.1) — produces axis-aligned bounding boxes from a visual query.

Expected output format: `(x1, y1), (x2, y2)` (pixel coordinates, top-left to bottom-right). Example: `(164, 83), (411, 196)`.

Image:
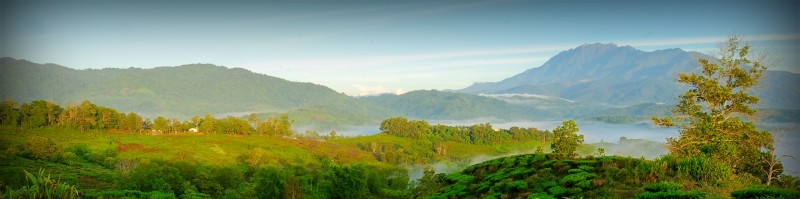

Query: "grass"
(0, 125), (599, 195)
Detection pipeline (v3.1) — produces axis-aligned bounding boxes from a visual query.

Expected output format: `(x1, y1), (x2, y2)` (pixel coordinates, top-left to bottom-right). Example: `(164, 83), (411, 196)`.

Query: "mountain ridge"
(0, 57), (391, 119)
(458, 43), (799, 109)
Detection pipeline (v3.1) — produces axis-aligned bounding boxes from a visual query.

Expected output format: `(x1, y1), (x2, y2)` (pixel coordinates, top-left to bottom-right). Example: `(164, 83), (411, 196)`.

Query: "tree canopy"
(653, 36), (774, 180)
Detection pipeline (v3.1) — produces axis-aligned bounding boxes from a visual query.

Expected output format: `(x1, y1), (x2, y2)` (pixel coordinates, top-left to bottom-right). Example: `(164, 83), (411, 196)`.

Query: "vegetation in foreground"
(0, 36), (798, 198)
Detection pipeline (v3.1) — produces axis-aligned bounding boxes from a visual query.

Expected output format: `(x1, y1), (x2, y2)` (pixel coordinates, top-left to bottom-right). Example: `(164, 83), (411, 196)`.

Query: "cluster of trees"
(428, 153), (800, 199)
(0, 99), (299, 137)
(1, 99), (146, 132)
(107, 160), (413, 199)
(2, 140), (419, 199)
(653, 36), (783, 184)
(379, 117), (551, 145)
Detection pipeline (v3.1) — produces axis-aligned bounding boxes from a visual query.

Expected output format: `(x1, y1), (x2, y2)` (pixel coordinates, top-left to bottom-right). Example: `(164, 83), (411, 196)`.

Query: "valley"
(1, 38), (799, 198)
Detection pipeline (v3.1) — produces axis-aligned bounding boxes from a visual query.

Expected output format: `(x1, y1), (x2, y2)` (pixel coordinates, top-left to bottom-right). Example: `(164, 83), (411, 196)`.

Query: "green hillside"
(0, 57), (389, 119)
(359, 90), (551, 120)
(428, 153), (799, 199)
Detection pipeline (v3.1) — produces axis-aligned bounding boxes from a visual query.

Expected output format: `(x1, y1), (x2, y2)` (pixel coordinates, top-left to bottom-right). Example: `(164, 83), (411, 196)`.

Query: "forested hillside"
(0, 57), (391, 120)
(0, 98), (570, 198)
(358, 90), (546, 120)
(459, 43), (800, 109)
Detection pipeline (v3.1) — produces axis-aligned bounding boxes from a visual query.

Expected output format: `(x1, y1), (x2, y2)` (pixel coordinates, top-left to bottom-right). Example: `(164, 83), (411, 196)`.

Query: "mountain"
(459, 43), (800, 109)
(0, 57), (392, 119)
(358, 90), (554, 120)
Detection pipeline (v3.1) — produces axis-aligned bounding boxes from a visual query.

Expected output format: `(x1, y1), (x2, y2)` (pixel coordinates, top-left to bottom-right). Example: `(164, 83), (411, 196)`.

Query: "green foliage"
(653, 36), (774, 178)
(550, 120), (584, 158)
(0, 59), (393, 120)
(4, 169), (79, 199)
(635, 190), (705, 199)
(25, 136), (60, 161)
(360, 90), (537, 120)
(730, 188), (800, 199)
(642, 181), (682, 193)
(379, 117), (547, 145)
(254, 114), (293, 136)
(675, 156), (732, 183)
(81, 189), (177, 199)
(253, 166), (287, 199)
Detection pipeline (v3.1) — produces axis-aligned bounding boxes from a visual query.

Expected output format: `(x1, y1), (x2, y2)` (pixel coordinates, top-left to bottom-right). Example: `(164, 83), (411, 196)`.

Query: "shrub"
(4, 169), (79, 199)
(643, 181), (682, 193)
(635, 190), (704, 199)
(730, 188), (800, 199)
(66, 144), (91, 159)
(506, 180), (527, 192)
(25, 136), (60, 160)
(676, 156), (732, 183)
(528, 192), (556, 199)
(59, 151), (78, 165)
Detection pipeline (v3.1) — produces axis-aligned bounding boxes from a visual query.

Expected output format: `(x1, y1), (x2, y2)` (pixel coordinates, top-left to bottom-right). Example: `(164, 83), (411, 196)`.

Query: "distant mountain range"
(1, 43), (797, 129)
(0, 57), (392, 120)
(459, 43), (800, 109)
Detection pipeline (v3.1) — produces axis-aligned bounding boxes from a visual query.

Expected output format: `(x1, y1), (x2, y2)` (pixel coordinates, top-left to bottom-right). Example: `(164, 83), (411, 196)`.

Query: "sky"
(1, 0), (798, 96)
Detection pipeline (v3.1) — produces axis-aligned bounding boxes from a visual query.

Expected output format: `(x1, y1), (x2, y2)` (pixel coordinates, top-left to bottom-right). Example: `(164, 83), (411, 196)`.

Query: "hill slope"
(0, 57), (391, 119)
(358, 90), (551, 120)
(459, 43), (800, 109)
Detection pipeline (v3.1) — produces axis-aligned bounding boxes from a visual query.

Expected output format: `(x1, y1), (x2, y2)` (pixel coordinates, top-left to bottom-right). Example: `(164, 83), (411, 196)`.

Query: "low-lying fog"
(330, 119), (799, 176)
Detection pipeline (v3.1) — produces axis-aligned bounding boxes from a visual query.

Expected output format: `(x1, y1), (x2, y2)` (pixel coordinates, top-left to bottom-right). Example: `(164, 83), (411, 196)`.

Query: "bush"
(635, 190), (704, 199)
(66, 144), (91, 159)
(643, 181), (682, 193)
(26, 136), (60, 160)
(59, 151), (78, 165)
(528, 192), (556, 199)
(81, 189), (177, 199)
(676, 156), (732, 183)
(4, 169), (79, 199)
(730, 188), (800, 199)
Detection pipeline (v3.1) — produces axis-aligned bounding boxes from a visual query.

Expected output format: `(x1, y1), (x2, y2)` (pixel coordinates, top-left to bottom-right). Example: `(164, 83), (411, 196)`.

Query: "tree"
(199, 114), (215, 134)
(762, 131), (792, 186)
(247, 113), (259, 127)
(254, 166), (287, 199)
(126, 112), (143, 133)
(153, 116), (169, 132)
(77, 100), (98, 131)
(26, 136), (60, 160)
(20, 100), (51, 128)
(653, 36), (773, 177)
(96, 106), (119, 129)
(550, 120), (583, 158)
(379, 117), (430, 139)
(416, 166), (440, 198)
(0, 99), (21, 126)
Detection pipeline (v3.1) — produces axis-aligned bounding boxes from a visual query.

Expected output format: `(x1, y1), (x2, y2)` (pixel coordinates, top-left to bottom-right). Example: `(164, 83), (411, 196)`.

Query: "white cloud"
(354, 85), (389, 96)
(394, 88), (407, 95)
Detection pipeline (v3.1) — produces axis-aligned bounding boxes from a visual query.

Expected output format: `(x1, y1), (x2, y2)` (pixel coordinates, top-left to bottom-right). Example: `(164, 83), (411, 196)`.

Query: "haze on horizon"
(1, 0), (798, 96)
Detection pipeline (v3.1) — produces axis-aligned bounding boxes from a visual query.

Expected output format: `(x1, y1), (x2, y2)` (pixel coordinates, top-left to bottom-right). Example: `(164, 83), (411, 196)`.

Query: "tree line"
(0, 99), (299, 137)
(379, 117), (552, 145)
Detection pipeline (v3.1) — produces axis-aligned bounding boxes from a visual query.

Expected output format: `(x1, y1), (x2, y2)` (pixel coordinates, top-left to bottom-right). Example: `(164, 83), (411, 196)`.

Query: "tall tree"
(550, 120), (583, 158)
(126, 112), (143, 133)
(96, 106), (119, 129)
(153, 116), (169, 132)
(0, 99), (21, 126)
(199, 114), (215, 134)
(653, 36), (773, 178)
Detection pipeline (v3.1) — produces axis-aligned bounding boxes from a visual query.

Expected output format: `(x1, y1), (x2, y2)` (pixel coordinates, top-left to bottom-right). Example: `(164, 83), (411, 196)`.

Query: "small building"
(189, 127), (199, 133)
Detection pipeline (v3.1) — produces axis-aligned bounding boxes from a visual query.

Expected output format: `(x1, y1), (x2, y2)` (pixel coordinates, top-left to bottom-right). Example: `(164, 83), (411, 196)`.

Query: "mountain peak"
(577, 43), (618, 48)
(572, 43), (637, 52)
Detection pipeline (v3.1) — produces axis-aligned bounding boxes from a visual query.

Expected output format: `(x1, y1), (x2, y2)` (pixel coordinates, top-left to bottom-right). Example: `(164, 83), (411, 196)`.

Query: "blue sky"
(2, 0), (798, 96)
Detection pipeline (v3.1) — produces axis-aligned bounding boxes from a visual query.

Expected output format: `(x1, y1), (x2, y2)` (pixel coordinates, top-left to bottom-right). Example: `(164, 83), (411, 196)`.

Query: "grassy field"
(0, 126), (569, 192)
